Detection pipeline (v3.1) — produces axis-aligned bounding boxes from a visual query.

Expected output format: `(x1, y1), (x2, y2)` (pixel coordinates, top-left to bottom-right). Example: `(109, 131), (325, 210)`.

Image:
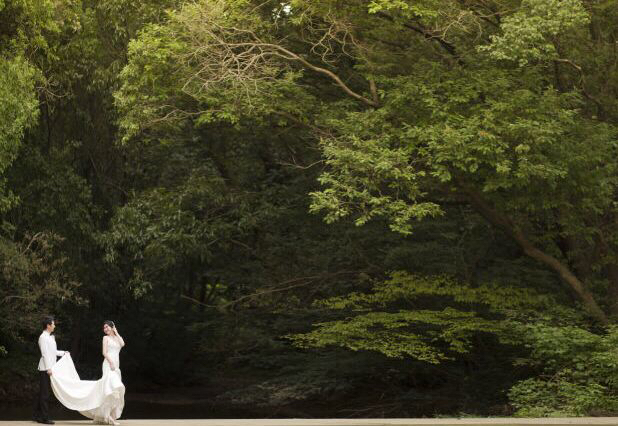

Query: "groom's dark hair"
(42, 316), (55, 330)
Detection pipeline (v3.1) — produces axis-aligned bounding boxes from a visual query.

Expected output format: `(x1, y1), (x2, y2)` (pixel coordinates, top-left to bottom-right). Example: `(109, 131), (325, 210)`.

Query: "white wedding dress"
(50, 337), (125, 424)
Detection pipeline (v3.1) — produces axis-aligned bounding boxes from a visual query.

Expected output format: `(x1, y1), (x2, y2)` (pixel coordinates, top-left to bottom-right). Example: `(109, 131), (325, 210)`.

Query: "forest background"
(1, 0), (618, 418)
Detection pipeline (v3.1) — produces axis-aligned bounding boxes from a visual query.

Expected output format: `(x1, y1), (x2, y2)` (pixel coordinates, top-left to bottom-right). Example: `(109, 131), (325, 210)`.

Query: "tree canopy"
(1, 0), (618, 418)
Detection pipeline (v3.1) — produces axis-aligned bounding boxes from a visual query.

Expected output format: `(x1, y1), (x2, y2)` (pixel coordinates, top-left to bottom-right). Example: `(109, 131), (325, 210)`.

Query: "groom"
(34, 316), (68, 425)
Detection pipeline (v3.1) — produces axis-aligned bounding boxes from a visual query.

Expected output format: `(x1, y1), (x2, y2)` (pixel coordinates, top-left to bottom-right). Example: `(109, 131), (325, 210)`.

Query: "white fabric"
(38, 330), (66, 371)
(50, 337), (125, 424)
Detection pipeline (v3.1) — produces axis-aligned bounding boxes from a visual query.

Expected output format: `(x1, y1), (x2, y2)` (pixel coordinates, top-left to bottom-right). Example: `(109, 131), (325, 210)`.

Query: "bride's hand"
(109, 361), (115, 371)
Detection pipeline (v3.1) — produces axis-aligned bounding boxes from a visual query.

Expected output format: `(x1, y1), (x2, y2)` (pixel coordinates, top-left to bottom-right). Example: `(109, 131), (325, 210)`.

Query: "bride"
(50, 321), (125, 425)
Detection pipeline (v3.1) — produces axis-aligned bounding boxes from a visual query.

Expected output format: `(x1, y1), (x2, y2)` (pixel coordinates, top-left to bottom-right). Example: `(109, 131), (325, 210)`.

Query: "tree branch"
(460, 185), (608, 324)
(181, 271), (358, 309)
(375, 11), (464, 65)
(553, 58), (605, 119)
(264, 43), (380, 107)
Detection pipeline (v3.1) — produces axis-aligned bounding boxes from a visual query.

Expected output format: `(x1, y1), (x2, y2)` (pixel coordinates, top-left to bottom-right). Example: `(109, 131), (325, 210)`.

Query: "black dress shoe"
(37, 420), (55, 425)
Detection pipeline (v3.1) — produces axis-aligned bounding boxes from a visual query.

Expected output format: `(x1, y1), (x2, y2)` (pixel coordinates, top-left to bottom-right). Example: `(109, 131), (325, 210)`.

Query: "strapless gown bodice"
(102, 337), (121, 373)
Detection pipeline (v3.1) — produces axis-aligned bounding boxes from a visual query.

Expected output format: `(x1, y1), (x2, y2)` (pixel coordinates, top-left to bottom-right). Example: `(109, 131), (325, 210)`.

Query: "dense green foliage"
(1, 0), (618, 418)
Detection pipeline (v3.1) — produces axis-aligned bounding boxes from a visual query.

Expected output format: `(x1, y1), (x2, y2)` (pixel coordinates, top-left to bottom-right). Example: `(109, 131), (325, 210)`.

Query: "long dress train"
(50, 338), (125, 424)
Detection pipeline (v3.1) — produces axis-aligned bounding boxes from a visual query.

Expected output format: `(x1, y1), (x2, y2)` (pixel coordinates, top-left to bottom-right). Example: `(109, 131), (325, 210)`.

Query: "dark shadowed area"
(1, 0), (618, 420)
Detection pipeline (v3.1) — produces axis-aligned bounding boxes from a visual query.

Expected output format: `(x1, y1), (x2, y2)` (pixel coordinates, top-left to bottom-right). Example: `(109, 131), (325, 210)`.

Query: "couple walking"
(34, 316), (126, 425)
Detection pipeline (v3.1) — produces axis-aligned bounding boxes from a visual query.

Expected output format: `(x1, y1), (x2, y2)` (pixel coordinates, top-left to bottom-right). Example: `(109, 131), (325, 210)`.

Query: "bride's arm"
(113, 327), (125, 347)
(102, 336), (116, 370)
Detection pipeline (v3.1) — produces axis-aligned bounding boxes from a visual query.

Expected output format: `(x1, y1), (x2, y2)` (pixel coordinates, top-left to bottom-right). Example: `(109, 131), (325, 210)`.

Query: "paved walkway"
(2, 419), (618, 426)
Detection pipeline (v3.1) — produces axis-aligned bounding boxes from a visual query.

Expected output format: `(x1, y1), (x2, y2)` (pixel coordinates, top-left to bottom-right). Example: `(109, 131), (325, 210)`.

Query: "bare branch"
(171, 2), (379, 107)
(181, 270), (359, 309)
(553, 58), (605, 118)
(375, 11), (464, 65)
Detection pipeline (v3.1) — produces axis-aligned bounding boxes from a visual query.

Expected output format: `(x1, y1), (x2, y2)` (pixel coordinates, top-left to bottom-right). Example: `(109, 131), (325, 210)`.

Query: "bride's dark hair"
(103, 320), (115, 328)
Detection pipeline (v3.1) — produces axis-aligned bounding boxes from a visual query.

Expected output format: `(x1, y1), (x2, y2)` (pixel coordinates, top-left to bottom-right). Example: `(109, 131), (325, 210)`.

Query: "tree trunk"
(555, 233), (593, 284)
(461, 186), (608, 325)
(607, 264), (618, 317)
(198, 281), (208, 313)
(70, 313), (82, 360)
(598, 213), (618, 317)
(186, 260), (196, 298)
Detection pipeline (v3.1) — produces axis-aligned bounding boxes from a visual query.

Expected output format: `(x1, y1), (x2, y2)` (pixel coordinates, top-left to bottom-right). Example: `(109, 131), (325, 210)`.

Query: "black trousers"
(33, 370), (51, 420)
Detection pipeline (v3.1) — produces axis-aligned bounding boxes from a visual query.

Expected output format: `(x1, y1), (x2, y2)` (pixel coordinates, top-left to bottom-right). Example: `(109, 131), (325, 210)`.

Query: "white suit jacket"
(38, 330), (66, 371)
